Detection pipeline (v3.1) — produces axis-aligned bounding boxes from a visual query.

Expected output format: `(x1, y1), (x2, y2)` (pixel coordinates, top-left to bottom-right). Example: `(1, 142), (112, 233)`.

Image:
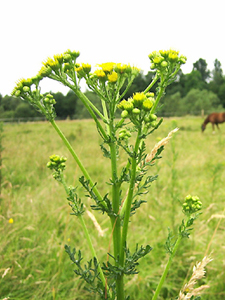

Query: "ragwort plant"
(12, 50), (209, 299)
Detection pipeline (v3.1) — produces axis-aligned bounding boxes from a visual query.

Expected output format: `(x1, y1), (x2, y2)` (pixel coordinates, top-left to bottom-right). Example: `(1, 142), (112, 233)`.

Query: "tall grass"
(1, 116), (225, 299)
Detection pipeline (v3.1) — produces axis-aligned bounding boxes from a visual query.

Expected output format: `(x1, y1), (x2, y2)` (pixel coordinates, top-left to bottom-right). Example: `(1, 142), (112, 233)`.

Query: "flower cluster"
(12, 77), (36, 98)
(148, 49), (187, 72)
(93, 63), (140, 83)
(47, 154), (67, 172)
(182, 195), (202, 215)
(47, 154), (67, 181)
(75, 63), (92, 79)
(117, 92), (158, 127)
(41, 50), (80, 76)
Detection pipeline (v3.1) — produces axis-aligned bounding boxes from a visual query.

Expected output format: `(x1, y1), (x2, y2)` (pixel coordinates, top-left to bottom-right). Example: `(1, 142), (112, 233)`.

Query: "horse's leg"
(216, 124), (220, 131)
(212, 123), (215, 134)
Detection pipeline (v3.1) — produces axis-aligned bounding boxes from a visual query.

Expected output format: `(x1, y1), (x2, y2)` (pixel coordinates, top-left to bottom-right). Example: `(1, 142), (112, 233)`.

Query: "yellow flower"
(108, 71), (118, 83)
(115, 63), (131, 74)
(53, 54), (64, 64)
(38, 66), (52, 77)
(142, 99), (153, 111)
(43, 57), (60, 71)
(168, 51), (179, 62)
(99, 62), (115, 73)
(8, 218), (13, 224)
(133, 92), (147, 108)
(94, 69), (107, 79)
(82, 63), (91, 74)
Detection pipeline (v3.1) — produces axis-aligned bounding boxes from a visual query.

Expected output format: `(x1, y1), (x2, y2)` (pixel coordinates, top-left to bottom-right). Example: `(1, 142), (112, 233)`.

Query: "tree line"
(1, 58), (225, 120)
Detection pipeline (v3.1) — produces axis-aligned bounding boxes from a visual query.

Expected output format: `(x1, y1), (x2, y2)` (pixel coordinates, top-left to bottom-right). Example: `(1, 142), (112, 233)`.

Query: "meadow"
(1, 116), (225, 300)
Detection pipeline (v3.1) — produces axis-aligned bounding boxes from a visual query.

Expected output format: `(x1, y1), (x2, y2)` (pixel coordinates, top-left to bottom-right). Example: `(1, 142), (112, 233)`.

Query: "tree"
(53, 91), (78, 119)
(180, 89), (221, 115)
(183, 70), (207, 95)
(208, 59), (225, 106)
(193, 58), (210, 82)
(14, 103), (38, 118)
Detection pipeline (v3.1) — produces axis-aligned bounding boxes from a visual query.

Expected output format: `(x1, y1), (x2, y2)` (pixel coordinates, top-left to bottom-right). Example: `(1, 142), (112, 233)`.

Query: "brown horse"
(201, 112), (225, 132)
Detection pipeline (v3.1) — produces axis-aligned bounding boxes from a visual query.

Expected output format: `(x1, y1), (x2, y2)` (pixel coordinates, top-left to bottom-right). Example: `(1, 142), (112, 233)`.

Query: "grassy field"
(1, 116), (225, 300)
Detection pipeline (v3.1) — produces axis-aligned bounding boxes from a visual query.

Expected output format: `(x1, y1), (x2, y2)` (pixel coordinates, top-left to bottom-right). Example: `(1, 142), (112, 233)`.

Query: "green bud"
(161, 61), (168, 68)
(44, 97), (50, 103)
(121, 110), (129, 119)
(46, 162), (52, 168)
(150, 121), (157, 127)
(14, 90), (21, 97)
(149, 114), (157, 121)
(146, 92), (154, 97)
(144, 115), (150, 123)
(119, 132), (126, 139)
(150, 63), (156, 70)
(63, 54), (72, 62)
(132, 108), (140, 115)
(23, 86), (30, 92)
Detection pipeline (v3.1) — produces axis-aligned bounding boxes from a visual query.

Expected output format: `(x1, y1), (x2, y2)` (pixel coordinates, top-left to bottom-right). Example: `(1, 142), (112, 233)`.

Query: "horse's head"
(201, 123), (206, 132)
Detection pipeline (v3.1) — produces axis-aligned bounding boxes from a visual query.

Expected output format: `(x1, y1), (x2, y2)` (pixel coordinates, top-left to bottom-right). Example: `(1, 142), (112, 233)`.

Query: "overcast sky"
(1, 0), (225, 96)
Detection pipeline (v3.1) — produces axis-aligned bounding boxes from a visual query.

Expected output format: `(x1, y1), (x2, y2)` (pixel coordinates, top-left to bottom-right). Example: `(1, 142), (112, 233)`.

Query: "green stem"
(143, 73), (160, 94)
(150, 84), (166, 115)
(108, 119), (124, 300)
(120, 128), (142, 264)
(151, 235), (182, 300)
(50, 119), (107, 210)
(118, 75), (136, 102)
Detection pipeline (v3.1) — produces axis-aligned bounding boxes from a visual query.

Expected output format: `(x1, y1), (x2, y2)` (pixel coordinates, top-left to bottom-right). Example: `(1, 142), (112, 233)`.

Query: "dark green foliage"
(65, 245), (108, 299)
(102, 244), (152, 277)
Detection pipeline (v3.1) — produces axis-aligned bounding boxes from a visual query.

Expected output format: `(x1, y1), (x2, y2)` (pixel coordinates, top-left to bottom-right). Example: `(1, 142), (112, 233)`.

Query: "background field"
(1, 116), (225, 300)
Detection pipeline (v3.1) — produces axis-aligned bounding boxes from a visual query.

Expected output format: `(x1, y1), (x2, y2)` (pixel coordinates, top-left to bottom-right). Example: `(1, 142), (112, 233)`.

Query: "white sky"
(1, 0), (225, 96)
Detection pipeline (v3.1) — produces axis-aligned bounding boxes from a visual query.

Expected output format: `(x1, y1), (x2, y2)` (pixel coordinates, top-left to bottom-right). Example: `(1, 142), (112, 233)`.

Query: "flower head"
(182, 195), (202, 214)
(132, 92), (147, 108)
(94, 69), (107, 80)
(108, 71), (118, 83)
(99, 62), (115, 73)
(8, 218), (14, 224)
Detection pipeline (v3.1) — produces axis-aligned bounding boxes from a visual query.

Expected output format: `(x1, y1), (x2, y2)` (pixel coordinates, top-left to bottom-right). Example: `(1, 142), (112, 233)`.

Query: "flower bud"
(132, 108), (140, 115)
(121, 110), (128, 119)
(150, 121), (157, 127)
(23, 86), (30, 92)
(161, 61), (168, 68)
(63, 54), (72, 62)
(150, 63), (156, 70)
(14, 90), (21, 97)
(146, 92), (154, 97)
(149, 114), (157, 121)
(38, 66), (52, 77)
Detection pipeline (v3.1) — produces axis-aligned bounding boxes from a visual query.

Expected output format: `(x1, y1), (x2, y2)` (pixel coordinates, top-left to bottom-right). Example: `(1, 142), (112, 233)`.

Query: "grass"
(1, 116), (225, 300)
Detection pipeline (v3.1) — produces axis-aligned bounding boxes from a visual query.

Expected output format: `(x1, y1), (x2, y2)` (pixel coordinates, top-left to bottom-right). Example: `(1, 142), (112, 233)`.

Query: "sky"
(1, 0), (225, 96)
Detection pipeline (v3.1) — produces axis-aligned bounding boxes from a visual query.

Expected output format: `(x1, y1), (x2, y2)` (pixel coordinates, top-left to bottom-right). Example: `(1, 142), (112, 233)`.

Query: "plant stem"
(50, 120), (107, 210)
(120, 128), (142, 264)
(151, 235), (182, 300)
(143, 73), (160, 94)
(150, 84), (166, 115)
(108, 118), (124, 300)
